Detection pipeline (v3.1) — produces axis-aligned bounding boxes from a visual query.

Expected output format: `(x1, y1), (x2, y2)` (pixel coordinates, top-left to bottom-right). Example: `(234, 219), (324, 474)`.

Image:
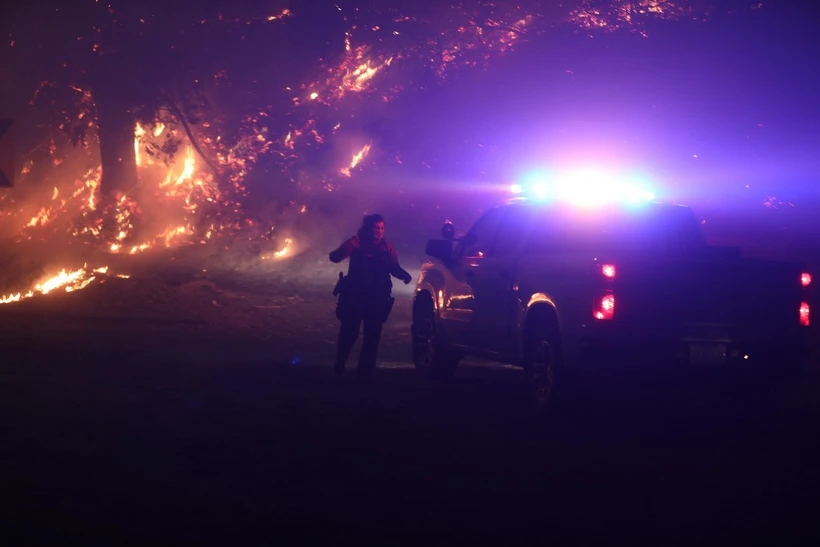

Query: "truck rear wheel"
(412, 295), (459, 380)
(524, 317), (563, 416)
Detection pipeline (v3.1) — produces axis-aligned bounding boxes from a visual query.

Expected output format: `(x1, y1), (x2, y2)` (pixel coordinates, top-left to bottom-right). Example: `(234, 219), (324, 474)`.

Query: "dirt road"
(2, 275), (820, 545)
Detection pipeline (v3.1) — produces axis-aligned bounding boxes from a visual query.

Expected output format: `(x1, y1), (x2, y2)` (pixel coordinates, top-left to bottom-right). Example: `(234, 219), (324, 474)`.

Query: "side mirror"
(425, 239), (453, 262)
(441, 221), (455, 240)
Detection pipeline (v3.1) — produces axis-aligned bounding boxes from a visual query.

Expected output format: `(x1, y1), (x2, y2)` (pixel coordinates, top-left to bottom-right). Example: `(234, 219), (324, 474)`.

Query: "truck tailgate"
(613, 252), (803, 334)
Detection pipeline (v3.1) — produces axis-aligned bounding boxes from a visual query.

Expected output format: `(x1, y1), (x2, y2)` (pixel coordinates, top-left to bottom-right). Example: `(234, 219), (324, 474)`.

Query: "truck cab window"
(458, 207), (506, 258)
(490, 205), (531, 258)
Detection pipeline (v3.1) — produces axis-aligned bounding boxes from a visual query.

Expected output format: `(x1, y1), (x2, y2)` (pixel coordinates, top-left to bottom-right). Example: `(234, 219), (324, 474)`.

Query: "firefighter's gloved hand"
(401, 272), (413, 284)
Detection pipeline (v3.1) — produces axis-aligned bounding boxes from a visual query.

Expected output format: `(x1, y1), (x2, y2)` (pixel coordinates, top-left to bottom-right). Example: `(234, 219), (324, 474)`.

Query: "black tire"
(523, 317), (563, 418)
(412, 296), (460, 381)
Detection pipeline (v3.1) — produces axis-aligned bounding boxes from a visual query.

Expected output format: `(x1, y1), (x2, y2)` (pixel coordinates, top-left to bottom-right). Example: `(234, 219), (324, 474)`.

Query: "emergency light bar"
(512, 168), (655, 206)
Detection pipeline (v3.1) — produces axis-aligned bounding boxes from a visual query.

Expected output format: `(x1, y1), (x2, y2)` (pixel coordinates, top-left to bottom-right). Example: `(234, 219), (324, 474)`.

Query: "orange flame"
(273, 237), (293, 258)
(340, 144), (372, 177)
(0, 265), (116, 305)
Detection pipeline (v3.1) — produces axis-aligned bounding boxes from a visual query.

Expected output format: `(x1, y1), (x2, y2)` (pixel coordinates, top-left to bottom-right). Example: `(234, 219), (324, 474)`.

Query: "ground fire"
(0, 265), (129, 305)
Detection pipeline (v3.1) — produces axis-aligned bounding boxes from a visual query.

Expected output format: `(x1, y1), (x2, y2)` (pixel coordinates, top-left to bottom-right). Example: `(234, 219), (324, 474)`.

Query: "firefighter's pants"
(334, 295), (389, 375)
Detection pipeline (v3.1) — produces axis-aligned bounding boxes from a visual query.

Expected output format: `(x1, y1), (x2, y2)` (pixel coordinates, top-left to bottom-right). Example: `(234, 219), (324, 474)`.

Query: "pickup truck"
(411, 196), (812, 410)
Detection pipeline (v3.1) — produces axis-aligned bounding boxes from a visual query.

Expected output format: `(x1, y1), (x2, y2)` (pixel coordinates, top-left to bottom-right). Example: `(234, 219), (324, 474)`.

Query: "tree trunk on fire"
(95, 90), (138, 205)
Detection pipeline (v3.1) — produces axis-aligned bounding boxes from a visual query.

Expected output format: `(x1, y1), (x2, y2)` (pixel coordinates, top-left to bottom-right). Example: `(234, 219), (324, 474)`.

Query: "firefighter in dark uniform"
(329, 214), (413, 376)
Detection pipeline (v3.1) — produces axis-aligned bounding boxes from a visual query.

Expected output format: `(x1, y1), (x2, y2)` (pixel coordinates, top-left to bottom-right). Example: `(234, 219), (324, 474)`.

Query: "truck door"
(441, 206), (506, 344)
(469, 204), (533, 354)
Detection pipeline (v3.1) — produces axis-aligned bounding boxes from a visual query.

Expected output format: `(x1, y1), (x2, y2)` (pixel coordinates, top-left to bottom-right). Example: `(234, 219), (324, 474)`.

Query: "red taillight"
(800, 301), (810, 326)
(600, 263), (616, 278)
(801, 272), (812, 287)
(594, 294), (615, 320)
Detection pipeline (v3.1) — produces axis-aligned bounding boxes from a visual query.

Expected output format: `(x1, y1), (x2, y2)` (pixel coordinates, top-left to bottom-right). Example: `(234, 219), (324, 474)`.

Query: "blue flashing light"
(514, 168), (656, 206)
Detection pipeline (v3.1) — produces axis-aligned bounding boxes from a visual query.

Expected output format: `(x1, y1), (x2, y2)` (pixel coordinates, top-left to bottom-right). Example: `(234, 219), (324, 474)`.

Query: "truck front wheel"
(524, 319), (563, 416)
(412, 295), (460, 380)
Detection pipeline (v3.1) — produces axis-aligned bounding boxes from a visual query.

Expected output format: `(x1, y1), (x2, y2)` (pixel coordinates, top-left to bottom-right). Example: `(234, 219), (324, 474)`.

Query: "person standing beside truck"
(329, 214), (413, 377)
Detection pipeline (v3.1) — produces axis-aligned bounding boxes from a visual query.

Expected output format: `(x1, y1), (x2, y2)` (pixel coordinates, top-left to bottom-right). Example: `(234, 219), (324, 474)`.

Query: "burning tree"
(4, 2), (293, 199)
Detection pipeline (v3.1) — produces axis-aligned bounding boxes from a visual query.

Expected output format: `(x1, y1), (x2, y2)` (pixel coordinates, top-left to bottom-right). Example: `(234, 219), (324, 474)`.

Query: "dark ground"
(2, 266), (820, 546)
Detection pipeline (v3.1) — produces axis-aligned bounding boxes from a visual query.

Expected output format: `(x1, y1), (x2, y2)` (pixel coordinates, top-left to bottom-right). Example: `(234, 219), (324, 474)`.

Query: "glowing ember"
(267, 8), (291, 22)
(569, 0), (691, 33)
